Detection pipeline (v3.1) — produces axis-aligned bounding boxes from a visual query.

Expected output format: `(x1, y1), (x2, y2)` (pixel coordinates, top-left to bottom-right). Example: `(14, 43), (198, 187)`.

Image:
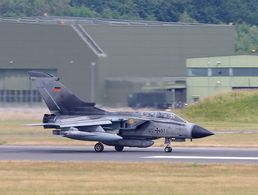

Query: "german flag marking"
(53, 87), (61, 92)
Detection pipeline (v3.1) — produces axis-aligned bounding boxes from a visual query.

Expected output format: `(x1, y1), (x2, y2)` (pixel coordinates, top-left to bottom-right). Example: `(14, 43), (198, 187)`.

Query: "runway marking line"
(142, 156), (258, 160)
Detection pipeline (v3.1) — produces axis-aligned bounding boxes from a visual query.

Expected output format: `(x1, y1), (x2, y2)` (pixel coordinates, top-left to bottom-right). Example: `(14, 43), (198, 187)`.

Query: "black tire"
(94, 142), (104, 152)
(164, 146), (172, 153)
(114, 145), (124, 152)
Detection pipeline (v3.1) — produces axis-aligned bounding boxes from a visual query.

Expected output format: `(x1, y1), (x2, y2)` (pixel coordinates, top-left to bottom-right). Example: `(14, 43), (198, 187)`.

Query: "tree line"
(1, 0), (258, 53)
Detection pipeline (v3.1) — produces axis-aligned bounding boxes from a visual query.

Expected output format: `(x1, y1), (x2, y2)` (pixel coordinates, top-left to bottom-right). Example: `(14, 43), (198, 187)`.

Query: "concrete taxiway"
(1, 145), (258, 164)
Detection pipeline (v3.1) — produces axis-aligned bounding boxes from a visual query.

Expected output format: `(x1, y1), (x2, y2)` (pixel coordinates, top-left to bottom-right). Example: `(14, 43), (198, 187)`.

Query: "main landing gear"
(164, 138), (172, 153)
(94, 142), (104, 152)
(94, 143), (125, 152)
(114, 145), (124, 152)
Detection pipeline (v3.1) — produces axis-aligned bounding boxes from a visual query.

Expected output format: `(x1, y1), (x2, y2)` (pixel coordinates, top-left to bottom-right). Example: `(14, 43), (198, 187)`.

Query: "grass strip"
(0, 161), (258, 195)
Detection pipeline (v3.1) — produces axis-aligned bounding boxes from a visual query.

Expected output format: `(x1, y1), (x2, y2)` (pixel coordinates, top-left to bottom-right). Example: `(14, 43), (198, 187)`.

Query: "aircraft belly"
(112, 139), (154, 148)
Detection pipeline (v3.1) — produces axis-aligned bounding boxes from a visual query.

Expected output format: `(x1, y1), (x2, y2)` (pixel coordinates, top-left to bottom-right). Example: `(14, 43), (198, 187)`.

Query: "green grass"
(0, 119), (93, 146)
(0, 119), (257, 147)
(193, 121), (258, 130)
(0, 161), (258, 195)
(1, 93), (258, 147)
(180, 90), (258, 123)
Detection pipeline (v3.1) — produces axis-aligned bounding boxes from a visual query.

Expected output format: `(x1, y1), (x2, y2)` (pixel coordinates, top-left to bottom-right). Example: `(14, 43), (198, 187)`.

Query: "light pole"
(91, 62), (96, 102)
(207, 61), (211, 96)
(172, 89), (175, 109)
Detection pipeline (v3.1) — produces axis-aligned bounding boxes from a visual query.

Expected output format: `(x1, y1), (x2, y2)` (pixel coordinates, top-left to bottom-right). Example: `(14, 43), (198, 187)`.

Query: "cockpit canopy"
(141, 111), (186, 123)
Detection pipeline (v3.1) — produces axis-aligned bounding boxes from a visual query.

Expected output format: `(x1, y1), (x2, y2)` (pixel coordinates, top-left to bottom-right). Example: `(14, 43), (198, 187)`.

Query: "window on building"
(192, 96), (200, 102)
(211, 68), (229, 76)
(187, 68), (208, 76)
(0, 68), (56, 103)
(0, 90), (42, 103)
(233, 68), (258, 76)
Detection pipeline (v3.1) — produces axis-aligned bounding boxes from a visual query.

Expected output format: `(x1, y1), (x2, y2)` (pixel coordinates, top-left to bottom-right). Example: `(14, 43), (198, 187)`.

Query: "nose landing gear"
(164, 138), (172, 152)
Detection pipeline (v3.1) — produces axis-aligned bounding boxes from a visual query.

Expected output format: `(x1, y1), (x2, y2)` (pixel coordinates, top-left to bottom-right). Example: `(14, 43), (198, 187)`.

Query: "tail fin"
(28, 71), (105, 115)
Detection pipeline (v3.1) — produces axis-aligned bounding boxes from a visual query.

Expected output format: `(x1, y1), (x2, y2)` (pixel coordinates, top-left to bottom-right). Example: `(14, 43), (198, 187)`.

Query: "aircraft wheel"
(164, 146), (172, 153)
(114, 145), (124, 152)
(94, 142), (104, 152)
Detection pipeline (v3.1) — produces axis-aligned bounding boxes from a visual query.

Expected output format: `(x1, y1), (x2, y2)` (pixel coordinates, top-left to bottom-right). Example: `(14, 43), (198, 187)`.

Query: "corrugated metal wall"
(0, 19), (234, 106)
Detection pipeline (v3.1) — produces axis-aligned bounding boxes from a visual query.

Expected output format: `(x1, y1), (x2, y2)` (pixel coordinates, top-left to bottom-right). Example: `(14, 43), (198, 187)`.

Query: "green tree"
(235, 23), (258, 53)
(179, 11), (197, 23)
(155, 0), (184, 22)
(66, 5), (97, 17)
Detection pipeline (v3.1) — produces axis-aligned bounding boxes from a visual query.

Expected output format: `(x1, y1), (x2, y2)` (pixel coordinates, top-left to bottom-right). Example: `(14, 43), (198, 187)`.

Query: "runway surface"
(1, 145), (258, 164)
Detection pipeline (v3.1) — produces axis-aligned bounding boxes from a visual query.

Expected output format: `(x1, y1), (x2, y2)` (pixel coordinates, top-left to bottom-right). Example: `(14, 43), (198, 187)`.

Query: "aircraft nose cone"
(191, 125), (214, 139)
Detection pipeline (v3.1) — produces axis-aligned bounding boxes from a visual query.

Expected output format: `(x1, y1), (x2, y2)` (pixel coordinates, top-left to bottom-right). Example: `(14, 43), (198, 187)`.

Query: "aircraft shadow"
(0, 148), (184, 154)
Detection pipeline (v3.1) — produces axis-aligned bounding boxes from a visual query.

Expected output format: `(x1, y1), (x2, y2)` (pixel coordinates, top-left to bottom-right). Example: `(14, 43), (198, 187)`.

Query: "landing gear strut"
(114, 145), (124, 152)
(164, 138), (172, 153)
(94, 142), (104, 152)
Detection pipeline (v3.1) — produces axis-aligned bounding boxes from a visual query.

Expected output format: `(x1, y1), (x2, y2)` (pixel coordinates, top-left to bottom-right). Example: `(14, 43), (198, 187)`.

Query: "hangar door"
(0, 69), (56, 103)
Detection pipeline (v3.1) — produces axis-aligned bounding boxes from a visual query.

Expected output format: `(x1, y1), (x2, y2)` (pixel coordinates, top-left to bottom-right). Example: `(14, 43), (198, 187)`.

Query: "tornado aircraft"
(28, 71), (214, 152)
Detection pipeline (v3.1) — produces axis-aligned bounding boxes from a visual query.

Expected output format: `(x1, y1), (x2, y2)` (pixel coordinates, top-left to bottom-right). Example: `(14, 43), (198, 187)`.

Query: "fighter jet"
(28, 71), (214, 152)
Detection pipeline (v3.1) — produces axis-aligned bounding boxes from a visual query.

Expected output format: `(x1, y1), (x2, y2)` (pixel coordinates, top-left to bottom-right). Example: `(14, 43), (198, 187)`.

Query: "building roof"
(0, 16), (233, 27)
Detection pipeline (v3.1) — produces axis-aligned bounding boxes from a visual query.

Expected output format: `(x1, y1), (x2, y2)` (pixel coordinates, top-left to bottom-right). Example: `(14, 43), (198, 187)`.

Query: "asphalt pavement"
(1, 145), (258, 164)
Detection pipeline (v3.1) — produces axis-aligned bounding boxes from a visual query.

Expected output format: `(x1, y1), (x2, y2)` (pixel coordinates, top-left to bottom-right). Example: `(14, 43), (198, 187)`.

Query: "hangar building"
(187, 55), (258, 103)
(0, 17), (234, 106)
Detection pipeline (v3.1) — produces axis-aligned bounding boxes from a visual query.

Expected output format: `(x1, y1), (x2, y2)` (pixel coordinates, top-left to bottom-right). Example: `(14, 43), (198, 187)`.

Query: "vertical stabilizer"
(28, 71), (105, 115)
